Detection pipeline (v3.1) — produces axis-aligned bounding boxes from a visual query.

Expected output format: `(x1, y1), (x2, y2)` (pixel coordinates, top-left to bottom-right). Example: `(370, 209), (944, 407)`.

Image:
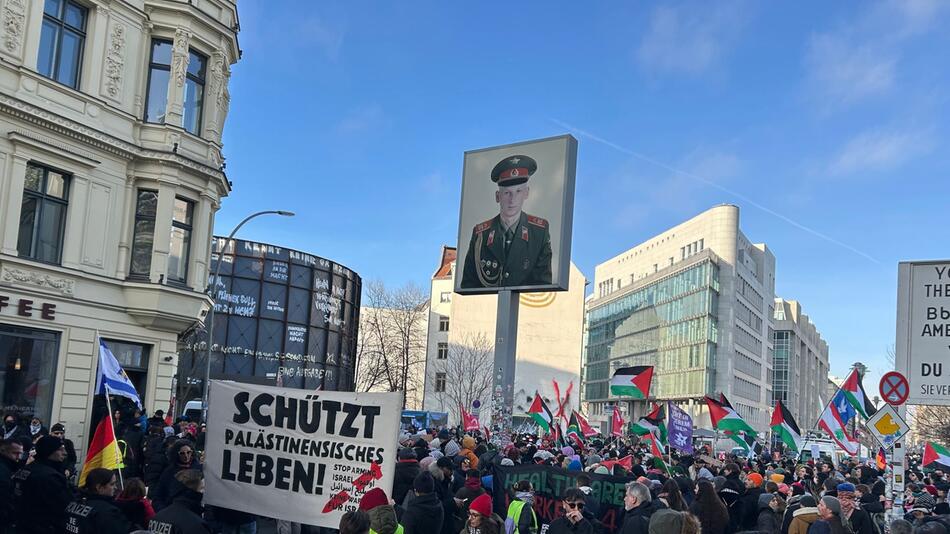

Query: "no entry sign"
(880, 371), (909, 405)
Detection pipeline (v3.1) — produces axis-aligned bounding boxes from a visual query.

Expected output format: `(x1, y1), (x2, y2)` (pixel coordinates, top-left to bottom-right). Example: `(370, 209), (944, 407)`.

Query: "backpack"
(869, 512), (887, 534)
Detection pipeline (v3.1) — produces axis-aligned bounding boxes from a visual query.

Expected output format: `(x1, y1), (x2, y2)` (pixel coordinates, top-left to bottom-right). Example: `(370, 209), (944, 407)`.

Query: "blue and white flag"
(95, 339), (142, 408)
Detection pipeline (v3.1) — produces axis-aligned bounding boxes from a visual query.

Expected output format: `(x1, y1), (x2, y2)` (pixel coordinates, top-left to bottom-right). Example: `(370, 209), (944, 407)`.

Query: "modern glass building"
(771, 298), (829, 436)
(583, 205), (776, 432)
(585, 258), (720, 403)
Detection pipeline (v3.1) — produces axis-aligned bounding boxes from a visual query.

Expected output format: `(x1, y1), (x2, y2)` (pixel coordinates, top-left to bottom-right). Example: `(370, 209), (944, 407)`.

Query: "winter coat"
(806, 517), (849, 534)
(114, 495), (155, 530)
(742, 487), (766, 529)
(688, 499), (729, 534)
(0, 454), (19, 528)
(620, 499), (665, 534)
(460, 437), (480, 469)
(757, 505), (783, 533)
(149, 440), (200, 511)
(64, 493), (132, 534)
(788, 506), (819, 534)
(546, 515), (595, 534)
(400, 491), (445, 534)
(858, 495), (883, 515)
(393, 459), (421, 505)
(143, 434), (172, 486)
(459, 513), (504, 534)
(434, 472), (459, 534)
(843, 507), (874, 534)
(368, 503), (400, 534)
(148, 488), (210, 534)
(12, 459), (75, 534)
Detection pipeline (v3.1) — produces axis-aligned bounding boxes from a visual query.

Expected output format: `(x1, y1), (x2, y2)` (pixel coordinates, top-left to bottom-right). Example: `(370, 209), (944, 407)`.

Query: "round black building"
(177, 237), (361, 404)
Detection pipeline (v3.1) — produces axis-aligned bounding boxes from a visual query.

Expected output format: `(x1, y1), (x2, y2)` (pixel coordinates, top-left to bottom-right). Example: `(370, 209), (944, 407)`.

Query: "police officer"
(64, 467), (131, 534)
(461, 155), (553, 289)
(12, 435), (75, 534)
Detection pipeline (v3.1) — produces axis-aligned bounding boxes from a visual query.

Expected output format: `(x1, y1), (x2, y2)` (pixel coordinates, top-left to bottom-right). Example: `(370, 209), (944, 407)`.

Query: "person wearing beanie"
(788, 494), (820, 534)
(462, 493), (503, 534)
(398, 472), (443, 534)
(12, 435), (73, 534)
(771, 472), (786, 485)
(459, 436), (480, 470)
(809, 496), (850, 534)
(740, 472), (766, 529)
(47, 423), (78, 478)
(755, 492), (785, 533)
(393, 447), (421, 506)
(444, 439), (461, 459)
(907, 491), (936, 524)
(359, 488), (400, 534)
(836, 482), (874, 534)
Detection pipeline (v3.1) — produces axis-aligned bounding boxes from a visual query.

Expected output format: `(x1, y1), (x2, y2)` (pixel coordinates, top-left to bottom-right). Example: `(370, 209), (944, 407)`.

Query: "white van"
(182, 400), (203, 423)
(797, 439), (841, 467)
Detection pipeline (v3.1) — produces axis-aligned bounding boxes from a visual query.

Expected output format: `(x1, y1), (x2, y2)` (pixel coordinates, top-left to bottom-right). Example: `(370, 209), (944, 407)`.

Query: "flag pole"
(96, 331), (124, 490)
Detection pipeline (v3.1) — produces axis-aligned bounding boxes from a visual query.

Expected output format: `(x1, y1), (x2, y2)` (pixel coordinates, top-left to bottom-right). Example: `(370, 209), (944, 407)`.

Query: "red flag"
(460, 406), (480, 431)
(575, 412), (598, 438)
(875, 447), (887, 471)
(600, 455), (633, 472)
(611, 407), (625, 437)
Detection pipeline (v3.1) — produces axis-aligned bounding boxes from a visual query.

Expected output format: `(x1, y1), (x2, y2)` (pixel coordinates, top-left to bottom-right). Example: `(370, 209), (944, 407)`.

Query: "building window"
(167, 197), (194, 284)
(0, 326), (60, 424)
(440, 292), (451, 303)
(437, 342), (448, 360)
(438, 316), (449, 332)
(18, 163), (70, 264)
(38, 0), (87, 89)
(129, 190), (158, 277)
(144, 40), (172, 124)
(434, 372), (446, 392)
(182, 49), (207, 135)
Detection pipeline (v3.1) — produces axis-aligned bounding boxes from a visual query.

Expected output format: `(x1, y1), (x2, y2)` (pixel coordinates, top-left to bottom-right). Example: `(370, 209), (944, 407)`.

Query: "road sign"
(880, 371), (910, 405)
(896, 261), (950, 406)
(866, 404), (910, 449)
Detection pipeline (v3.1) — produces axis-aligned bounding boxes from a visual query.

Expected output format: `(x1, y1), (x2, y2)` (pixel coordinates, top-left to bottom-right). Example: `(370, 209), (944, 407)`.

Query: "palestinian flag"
(644, 433), (669, 473)
(527, 393), (554, 432)
(923, 442), (950, 468)
(770, 400), (803, 452)
(875, 447), (887, 471)
(610, 366), (654, 399)
(630, 403), (668, 446)
(611, 406), (625, 437)
(841, 368), (878, 419)
(575, 412), (599, 438)
(79, 415), (120, 487)
(727, 431), (762, 456)
(705, 394), (756, 436)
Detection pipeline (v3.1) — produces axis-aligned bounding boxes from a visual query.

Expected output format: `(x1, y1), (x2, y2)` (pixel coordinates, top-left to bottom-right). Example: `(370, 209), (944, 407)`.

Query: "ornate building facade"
(0, 0), (239, 458)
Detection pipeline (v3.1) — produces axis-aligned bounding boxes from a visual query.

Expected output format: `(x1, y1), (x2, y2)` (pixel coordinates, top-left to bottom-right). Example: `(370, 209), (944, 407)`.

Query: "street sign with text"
(896, 261), (950, 406)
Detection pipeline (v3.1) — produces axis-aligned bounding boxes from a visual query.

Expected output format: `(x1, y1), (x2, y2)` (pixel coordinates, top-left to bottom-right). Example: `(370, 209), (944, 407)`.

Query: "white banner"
(204, 381), (402, 527)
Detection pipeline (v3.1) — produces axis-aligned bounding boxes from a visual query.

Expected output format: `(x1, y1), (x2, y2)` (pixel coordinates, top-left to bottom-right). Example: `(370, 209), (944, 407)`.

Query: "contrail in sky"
(550, 118), (880, 264)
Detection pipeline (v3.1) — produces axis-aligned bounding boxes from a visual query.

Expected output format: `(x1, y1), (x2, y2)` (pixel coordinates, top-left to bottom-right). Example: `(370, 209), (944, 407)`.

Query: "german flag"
(78, 415), (120, 486)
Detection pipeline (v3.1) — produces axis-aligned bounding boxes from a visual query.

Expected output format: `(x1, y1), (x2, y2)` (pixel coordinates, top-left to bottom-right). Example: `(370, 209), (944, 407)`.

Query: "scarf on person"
(465, 477), (483, 491)
(838, 490), (856, 518)
(30, 423), (42, 435)
(515, 491), (535, 506)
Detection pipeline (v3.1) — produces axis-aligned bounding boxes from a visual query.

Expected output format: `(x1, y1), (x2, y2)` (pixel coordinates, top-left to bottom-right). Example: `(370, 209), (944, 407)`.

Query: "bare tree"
(427, 332), (494, 422)
(355, 281), (428, 409)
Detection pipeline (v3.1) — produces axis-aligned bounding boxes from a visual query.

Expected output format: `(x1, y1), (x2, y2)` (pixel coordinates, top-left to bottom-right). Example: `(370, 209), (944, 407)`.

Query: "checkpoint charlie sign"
(896, 261), (950, 406)
(204, 381), (402, 527)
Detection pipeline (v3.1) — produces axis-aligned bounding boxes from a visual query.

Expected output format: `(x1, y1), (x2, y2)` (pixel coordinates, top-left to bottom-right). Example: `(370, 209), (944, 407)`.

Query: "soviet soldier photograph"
(460, 155), (553, 289)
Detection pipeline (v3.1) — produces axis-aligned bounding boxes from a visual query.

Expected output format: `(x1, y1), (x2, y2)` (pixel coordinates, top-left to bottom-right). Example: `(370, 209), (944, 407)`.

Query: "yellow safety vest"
(370, 526), (404, 534)
(506, 500), (537, 534)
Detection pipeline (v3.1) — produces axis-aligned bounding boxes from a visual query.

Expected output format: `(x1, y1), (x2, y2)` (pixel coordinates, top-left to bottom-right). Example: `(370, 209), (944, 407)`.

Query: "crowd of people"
(2, 408), (950, 534)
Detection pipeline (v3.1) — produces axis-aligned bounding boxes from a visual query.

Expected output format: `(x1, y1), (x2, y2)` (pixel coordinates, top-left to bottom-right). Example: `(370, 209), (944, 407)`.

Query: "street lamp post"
(200, 210), (294, 422)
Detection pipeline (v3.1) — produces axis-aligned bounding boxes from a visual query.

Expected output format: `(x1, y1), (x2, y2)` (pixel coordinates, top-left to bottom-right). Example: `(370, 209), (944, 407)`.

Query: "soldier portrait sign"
(455, 135), (577, 294)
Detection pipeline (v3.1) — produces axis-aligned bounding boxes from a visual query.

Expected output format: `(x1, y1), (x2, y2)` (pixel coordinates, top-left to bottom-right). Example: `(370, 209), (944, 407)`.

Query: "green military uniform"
(461, 212), (552, 288)
(460, 153), (553, 289)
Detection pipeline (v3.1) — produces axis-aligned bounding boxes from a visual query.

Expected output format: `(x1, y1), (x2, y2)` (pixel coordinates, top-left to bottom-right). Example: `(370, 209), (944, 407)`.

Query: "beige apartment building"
(0, 0), (238, 457)
(422, 246), (586, 425)
(772, 298), (830, 432)
(583, 205), (777, 432)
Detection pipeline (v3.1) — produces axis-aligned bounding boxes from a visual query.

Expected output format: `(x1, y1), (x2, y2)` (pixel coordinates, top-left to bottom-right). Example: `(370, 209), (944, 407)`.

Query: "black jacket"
(64, 493), (132, 534)
(393, 460), (421, 505)
(150, 441), (200, 511)
(399, 491), (444, 534)
(12, 459), (75, 534)
(0, 455), (19, 528)
(143, 434), (171, 486)
(741, 487), (765, 529)
(547, 516), (595, 534)
(620, 500), (664, 534)
(148, 489), (210, 534)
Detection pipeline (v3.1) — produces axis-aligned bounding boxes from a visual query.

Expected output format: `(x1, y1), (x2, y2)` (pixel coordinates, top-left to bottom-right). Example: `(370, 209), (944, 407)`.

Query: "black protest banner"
(204, 380), (402, 529)
(491, 463), (633, 533)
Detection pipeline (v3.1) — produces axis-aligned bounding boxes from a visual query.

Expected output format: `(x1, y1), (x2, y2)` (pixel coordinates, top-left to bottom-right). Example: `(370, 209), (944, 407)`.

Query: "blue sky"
(219, 1), (949, 391)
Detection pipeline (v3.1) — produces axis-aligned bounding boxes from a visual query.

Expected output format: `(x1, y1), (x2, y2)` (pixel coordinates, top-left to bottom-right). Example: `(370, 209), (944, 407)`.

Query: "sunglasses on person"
(566, 501), (585, 510)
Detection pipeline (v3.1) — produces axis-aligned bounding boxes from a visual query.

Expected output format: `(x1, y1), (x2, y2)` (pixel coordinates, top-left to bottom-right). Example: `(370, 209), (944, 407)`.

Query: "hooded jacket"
(620, 499), (665, 534)
(400, 491), (444, 534)
(460, 437), (480, 469)
(787, 506), (819, 534)
(368, 503), (400, 534)
(393, 459), (421, 505)
(148, 488), (210, 534)
(755, 493), (782, 533)
(150, 440), (200, 511)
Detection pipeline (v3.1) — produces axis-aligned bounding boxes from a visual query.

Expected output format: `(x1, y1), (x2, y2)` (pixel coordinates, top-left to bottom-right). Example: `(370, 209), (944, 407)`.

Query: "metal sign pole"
(490, 290), (519, 447)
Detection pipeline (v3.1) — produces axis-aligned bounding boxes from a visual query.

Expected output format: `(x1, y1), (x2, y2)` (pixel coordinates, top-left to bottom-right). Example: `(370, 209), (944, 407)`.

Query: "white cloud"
(636, 1), (748, 76)
(829, 127), (934, 175)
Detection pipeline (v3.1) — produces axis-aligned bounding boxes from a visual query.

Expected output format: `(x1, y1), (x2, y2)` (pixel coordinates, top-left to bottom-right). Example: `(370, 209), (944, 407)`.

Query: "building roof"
(433, 246), (457, 279)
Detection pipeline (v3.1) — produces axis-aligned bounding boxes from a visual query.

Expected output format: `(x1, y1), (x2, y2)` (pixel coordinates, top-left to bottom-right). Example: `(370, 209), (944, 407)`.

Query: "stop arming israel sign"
(896, 261), (950, 406)
(204, 381), (402, 527)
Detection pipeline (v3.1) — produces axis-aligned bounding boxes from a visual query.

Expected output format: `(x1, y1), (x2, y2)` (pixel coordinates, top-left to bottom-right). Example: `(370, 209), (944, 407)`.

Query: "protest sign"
(668, 402), (694, 454)
(204, 380), (402, 528)
(491, 463), (632, 533)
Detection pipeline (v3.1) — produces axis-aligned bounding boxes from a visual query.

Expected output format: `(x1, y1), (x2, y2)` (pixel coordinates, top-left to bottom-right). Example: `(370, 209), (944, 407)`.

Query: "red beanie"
(470, 493), (492, 517)
(359, 488), (388, 511)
